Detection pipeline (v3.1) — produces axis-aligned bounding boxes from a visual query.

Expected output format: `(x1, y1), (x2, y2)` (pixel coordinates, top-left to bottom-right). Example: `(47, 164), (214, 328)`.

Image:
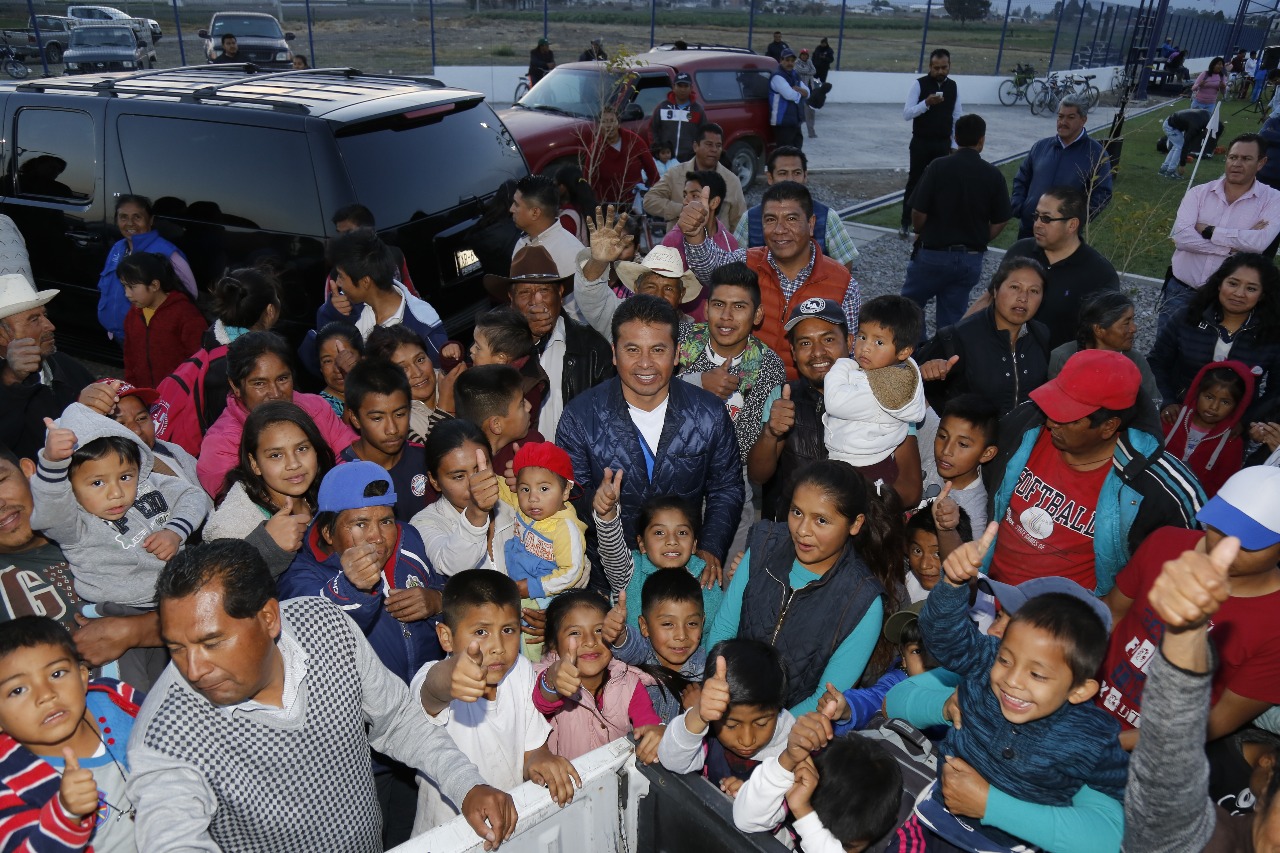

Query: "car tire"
(725, 141), (759, 189)
(45, 42), (62, 64)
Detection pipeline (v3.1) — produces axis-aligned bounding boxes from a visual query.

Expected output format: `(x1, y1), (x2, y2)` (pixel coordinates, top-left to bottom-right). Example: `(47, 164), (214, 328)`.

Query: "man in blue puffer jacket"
(556, 295), (744, 593)
(978, 350), (1205, 597)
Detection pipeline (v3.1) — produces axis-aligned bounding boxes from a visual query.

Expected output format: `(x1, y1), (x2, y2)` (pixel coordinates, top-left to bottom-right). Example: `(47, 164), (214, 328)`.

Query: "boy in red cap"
(973, 349), (1205, 596)
(498, 442), (589, 651)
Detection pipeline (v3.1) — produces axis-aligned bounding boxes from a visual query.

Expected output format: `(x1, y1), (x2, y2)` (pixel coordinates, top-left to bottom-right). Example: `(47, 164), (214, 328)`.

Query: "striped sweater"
(0, 679), (140, 853)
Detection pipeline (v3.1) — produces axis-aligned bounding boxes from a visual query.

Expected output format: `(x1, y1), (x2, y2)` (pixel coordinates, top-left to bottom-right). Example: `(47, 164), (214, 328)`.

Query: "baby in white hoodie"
(823, 296), (925, 483)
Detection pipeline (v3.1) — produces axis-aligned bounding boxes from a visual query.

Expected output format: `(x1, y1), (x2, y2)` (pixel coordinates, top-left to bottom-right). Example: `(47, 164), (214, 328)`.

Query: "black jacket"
(917, 306), (1050, 417)
(560, 313), (615, 408)
(0, 352), (95, 460)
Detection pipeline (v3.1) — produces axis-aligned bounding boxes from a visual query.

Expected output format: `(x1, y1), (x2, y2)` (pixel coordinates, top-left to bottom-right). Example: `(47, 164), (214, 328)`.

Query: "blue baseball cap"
(977, 575), (1113, 632)
(317, 461), (397, 514)
(1197, 466), (1280, 551)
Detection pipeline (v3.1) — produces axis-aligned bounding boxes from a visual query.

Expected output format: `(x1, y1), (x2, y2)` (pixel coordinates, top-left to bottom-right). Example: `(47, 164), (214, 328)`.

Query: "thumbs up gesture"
(780, 708), (835, 772)
(503, 442), (520, 490)
(942, 521), (998, 586)
(549, 635), (582, 698)
(327, 276), (353, 316)
(265, 497), (311, 553)
(452, 639), (489, 702)
(592, 467), (624, 521)
(58, 749), (99, 820)
(765, 384), (795, 439)
(678, 185), (712, 241)
(920, 354), (960, 382)
(333, 338), (359, 375)
(817, 681), (850, 725)
(931, 481), (961, 533)
(1149, 534), (1238, 631)
(689, 655), (730, 733)
(42, 418), (77, 463)
(602, 589), (628, 646)
(468, 448), (500, 515)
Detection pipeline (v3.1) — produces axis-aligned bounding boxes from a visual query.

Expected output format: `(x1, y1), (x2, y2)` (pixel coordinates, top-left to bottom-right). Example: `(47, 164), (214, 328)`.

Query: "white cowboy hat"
(0, 274), (56, 319)
(615, 245), (702, 304)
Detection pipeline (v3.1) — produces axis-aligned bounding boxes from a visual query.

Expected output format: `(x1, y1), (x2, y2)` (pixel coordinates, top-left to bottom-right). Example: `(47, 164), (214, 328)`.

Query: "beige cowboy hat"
(615, 245), (702, 303)
(483, 245), (574, 302)
(0, 274), (56, 319)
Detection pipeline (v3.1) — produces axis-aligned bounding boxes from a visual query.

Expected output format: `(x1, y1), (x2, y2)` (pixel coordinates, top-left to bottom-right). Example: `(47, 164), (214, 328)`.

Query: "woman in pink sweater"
(196, 330), (356, 498)
(1192, 57), (1226, 109)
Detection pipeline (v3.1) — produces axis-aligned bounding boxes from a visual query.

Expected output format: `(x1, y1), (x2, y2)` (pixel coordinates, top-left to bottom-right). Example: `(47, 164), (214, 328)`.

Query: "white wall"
(435, 57), (1210, 106)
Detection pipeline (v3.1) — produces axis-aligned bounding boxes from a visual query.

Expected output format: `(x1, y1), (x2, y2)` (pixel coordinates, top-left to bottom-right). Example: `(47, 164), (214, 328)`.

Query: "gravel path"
(849, 233), (1162, 355)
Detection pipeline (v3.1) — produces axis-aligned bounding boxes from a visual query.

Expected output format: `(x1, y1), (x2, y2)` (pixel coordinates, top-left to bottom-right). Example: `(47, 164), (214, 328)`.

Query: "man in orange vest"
(679, 181), (857, 379)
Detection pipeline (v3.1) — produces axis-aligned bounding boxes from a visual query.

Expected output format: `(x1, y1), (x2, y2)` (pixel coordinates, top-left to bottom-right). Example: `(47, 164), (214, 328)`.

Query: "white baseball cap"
(1197, 466), (1280, 550)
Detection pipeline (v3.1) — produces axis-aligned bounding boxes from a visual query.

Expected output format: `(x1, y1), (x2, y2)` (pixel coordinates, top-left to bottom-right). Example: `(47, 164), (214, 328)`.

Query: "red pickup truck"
(498, 46), (777, 188)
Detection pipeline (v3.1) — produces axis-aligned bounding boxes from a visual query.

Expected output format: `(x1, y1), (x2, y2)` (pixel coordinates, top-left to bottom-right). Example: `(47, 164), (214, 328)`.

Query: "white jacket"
(656, 708), (794, 775)
(733, 755), (845, 852)
(409, 497), (515, 577)
(822, 357), (925, 466)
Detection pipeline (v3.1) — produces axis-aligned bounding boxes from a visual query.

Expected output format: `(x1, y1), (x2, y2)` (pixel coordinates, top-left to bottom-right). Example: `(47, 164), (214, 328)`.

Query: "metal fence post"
(304, 0), (315, 67)
(836, 0), (847, 71)
(649, 0), (656, 48)
(747, 0), (756, 53)
(1117, 7), (1133, 68)
(1046, 1), (1066, 72)
(543, 0), (549, 42)
(1067, 0), (1086, 68)
(918, 0), (933, 73)
(429, 0), (437, 70)
(171, 0), (185, 65)
(1087, 2), (1103, 66)
(24, 0), (48, 76)
(994, 0), (1014, 75)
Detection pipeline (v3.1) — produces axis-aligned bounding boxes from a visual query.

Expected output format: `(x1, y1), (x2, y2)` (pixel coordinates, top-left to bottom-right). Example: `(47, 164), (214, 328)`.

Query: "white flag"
(1206, 101), (1221, 139)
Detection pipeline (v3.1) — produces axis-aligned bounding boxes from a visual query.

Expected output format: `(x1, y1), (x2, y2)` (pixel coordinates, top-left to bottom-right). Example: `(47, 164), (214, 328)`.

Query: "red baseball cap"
(513, 441), (575, 484)
(1029, 349), (1140, 423)
(94, 378), (159, 406)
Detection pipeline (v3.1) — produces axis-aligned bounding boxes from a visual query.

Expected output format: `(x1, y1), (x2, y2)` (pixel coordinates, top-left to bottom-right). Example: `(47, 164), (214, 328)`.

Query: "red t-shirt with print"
(1097, 527), (1280, 730)
(989, 432), (1109, 590)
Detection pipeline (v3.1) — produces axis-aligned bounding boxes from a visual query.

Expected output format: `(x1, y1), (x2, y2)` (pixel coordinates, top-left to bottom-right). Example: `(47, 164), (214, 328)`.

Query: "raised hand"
(4, 337), (42, 382)
(602, 589), (628, 646)
(441, 341), (464, 362)
(690, 655), (730, 732)
(58, 749), (99, 819)
(941, 521), (997, 586)
(78, 379), (124, 416)
(1148, 534), (1238, 631)
(452, 639), (489, 702)
(327, 277), (353, 315)
(765, 384), (795, 439)
(592, 467), (624, 521)
(340, 542), (383, 592)
(700, 364), (741, 401)
(817, 681), (850, 725)
(503, 442), (520, 490)
(469, 448), (500, 515)
(42, 418), (77, 462)
(142, 530), (182, 561)
(633, 724), (664, 764)
(920, 355), (960, 382)
(438, 362), (465, 415)
(932, 481), (960, 532)
(333, 339), (359, 374)
(779, 710), (834, 771)
(265, 497), (310, 553)
(587, 205), (634, 265)
(550, 635), (582, 698)
(678, 185), (712, 241)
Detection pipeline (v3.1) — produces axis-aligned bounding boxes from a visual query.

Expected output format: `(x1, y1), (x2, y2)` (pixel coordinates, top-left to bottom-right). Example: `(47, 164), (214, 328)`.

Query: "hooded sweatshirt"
(29, 403), (212, 607)
(1162, 360), (1257, 498)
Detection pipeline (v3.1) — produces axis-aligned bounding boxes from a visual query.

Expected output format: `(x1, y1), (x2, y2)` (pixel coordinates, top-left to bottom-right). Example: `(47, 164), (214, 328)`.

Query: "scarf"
(677, 324), (767, 402)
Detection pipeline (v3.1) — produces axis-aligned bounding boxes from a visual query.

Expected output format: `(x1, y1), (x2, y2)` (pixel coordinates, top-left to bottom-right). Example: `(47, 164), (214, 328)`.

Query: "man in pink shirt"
(1160, 133), (1280, 335)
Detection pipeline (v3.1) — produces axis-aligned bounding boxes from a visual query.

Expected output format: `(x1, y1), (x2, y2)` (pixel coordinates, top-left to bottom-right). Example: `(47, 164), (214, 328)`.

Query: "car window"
(337, 101), (526, 227)
(522, 68), (619, 118)
(631, 78), (671, 118)
(71, 26), (133, 46)
(118, 115), (321, 235)
(210, 16), (282, 39)
(14, 108), (94, 203)
(695, 69), (772, 102)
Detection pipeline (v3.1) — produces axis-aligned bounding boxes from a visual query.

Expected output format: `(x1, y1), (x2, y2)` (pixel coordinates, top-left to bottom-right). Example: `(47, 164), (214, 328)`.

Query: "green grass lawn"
(851, 100), (1235, 279)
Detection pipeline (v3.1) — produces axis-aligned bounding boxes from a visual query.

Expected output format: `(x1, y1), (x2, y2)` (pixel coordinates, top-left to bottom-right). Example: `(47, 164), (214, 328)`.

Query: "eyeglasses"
(1031, 212), (1072, 224)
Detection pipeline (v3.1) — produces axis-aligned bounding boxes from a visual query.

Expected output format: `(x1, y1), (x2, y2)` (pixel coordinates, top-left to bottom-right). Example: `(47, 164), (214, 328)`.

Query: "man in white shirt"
(901, 48), (962, 238)
(510, 174), (585, 277)
(1160, 132), (1280, 336)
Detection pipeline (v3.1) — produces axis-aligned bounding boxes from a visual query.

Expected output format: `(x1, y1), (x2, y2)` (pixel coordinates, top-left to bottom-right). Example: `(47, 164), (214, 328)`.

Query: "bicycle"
(0, 39), (27, 80)
(1071, 73), (1101, 110)
(513, 74), (531, 103)
(997, 63), (1038, 106)
(1030, 71), (1070, 115)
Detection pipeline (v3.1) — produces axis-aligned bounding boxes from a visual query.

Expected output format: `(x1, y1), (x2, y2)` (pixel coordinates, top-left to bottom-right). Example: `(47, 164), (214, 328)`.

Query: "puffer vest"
(913, 75), (958, 141)
(740, 520), (885, 709)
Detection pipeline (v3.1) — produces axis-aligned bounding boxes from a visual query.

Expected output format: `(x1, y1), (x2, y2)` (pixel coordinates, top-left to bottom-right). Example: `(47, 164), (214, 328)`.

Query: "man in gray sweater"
(127, 540), (517, 852)
(1124, 533), (1276, 852)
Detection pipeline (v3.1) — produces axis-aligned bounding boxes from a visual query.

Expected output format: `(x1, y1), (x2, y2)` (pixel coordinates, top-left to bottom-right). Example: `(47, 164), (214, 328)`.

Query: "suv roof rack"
(650, 43), (756, 55)
(15, 66), (449, 115)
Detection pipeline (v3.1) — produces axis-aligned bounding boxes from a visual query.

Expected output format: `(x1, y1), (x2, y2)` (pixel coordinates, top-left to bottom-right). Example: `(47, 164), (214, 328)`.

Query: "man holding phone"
(901, 48), (962, 240)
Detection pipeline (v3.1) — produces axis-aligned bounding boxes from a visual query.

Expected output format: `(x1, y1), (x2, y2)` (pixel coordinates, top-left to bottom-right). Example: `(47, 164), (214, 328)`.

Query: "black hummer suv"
(0, 65), (528, 361)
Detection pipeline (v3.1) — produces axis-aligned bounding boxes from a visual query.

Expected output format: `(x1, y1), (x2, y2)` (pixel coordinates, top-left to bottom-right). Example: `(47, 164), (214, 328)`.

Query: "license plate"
(455, 247), (480, 277)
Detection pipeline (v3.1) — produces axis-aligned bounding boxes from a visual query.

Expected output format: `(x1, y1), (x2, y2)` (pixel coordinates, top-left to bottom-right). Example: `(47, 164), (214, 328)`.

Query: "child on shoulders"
(412, 571), (579, 835)
(0, 616), (143, 853)
(534, 591), (665, 762)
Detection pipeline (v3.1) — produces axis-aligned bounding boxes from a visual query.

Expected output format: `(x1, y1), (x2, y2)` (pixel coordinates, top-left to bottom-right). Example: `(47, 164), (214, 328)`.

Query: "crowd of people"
(1, 34), (1280, 853)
